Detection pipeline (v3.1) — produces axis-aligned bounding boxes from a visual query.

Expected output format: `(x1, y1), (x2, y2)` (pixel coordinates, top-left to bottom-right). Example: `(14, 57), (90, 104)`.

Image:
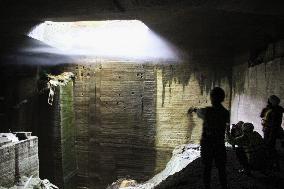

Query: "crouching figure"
(227, 122), (267, 175)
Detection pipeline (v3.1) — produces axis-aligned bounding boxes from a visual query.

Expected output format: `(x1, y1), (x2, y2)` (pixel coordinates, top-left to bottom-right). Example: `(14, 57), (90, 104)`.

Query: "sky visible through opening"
(28, 20), (181, 61)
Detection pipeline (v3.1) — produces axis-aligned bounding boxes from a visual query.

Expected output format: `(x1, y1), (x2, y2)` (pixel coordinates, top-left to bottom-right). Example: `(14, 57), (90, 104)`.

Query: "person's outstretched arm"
(187, 107), (206, 120)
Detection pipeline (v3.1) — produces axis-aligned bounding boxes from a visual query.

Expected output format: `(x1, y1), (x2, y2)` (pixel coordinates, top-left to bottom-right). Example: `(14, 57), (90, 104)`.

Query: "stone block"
(0, 137), (39, 188)
(0, 143), (15, 187)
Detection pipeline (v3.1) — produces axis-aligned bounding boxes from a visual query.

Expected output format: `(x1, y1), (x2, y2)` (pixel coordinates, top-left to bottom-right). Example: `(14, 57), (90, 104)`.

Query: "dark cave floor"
(156, 142), (284, 189)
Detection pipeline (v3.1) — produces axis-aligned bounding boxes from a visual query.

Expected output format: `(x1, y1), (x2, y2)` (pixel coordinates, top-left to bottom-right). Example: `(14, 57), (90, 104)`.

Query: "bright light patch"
(28, 20), (181, 61)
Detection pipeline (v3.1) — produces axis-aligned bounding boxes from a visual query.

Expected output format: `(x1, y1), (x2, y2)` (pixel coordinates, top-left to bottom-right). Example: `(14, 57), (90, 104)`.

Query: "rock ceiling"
(0, 0), (284, 55)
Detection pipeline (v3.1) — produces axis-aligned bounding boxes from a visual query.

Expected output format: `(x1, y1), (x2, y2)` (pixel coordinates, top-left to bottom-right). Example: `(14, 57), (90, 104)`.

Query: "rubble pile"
(0, 133), (19, 146)
(107, 178), (137, 189)
(107, 144), (201, 189)
(0, 176), (58, 189)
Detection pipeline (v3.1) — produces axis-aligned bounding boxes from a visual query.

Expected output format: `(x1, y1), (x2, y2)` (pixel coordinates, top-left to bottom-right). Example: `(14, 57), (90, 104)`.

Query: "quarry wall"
(231, 41), (284, 134)
(73, 63), (158, 189)
(72, 56), (231, 189)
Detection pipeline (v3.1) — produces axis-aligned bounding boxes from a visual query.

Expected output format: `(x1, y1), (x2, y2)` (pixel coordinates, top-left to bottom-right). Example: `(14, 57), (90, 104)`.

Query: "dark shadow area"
(159, 59), (232, 107)
(0, 34), (77, 188)
(186, 113), (196, 142)
(156, 147), (284, 189)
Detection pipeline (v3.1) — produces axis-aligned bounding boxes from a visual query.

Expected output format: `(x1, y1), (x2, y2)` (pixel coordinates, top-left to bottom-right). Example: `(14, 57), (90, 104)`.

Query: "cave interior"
(0, 1), (284, 189)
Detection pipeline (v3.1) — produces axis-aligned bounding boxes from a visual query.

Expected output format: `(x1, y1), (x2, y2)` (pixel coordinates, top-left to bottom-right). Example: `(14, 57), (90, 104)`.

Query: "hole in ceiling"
(28, 20), (182, 62)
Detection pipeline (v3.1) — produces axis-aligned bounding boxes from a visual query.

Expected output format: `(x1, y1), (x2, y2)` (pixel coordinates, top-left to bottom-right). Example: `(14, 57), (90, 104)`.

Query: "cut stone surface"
(0, 136), (39, 188)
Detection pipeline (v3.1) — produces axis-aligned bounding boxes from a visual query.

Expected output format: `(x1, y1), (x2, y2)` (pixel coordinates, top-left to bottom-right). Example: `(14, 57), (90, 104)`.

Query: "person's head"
(210, 87), (225, 105)
(242, 122), (254, 134)
(232, 121), (244, 129)
(268, 95), (280, 107)
(235, 121), (244, 128)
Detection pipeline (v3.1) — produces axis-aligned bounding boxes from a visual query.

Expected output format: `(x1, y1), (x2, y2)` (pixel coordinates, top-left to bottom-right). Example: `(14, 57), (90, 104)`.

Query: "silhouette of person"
(229, 121), (250, 174)
(260, 95), (284, 170)
(188, 87), (229, 189)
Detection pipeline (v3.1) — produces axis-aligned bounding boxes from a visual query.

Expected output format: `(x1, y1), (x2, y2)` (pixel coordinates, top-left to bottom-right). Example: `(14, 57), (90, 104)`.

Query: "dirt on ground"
(156, 143), (284, 189)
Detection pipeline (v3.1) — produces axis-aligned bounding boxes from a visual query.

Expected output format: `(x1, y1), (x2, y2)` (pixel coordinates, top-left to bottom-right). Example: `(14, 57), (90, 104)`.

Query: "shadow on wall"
(160, 61), (232, 107)
(0, 64), (40, 133)
(156, 62), (231, 146)
(186, 113), (196, 142)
